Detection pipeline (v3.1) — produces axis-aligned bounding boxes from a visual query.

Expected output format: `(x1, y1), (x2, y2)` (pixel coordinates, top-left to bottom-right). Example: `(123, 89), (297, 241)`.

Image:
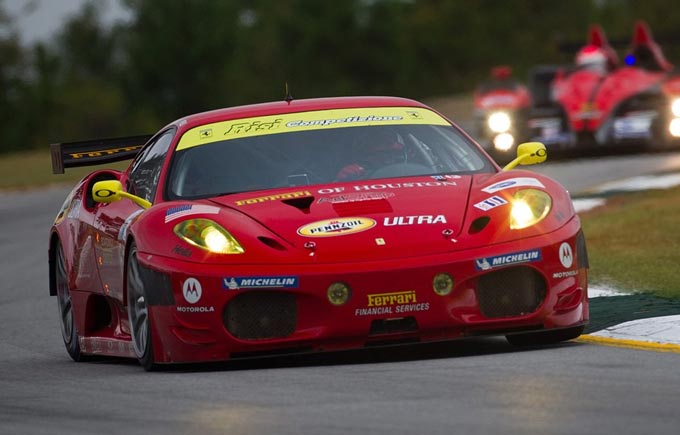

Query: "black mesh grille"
(477, 267), (546, 318)
(224, 292), (297, 340)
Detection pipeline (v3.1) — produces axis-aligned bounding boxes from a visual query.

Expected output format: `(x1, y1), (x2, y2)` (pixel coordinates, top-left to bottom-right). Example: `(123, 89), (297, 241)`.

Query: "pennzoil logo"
(297, 217), (376, 237)
(367, 290), (416, 307)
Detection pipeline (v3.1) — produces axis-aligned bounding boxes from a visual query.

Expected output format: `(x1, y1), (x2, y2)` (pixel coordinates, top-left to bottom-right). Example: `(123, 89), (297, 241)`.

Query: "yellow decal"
(367, 290), (417, 307)
(235, 190), (311, 206)
(176, 107), (450, 151)
(69, 145), (142, 159)
(297, 217), (376, 237)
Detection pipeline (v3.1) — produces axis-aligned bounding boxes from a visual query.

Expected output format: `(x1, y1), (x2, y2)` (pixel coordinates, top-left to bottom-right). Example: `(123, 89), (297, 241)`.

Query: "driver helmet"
(361, 130), (406, 167)
(575, 45), (607, 73)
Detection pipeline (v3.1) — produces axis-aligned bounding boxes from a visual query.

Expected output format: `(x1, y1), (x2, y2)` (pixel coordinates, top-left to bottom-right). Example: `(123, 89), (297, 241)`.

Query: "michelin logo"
(475, 249), (541, 270)
(223, 276), (299, 290)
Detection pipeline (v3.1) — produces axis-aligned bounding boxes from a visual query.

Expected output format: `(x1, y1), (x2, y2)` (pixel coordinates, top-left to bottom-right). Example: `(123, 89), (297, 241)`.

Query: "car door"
(93, 129), (175, 302)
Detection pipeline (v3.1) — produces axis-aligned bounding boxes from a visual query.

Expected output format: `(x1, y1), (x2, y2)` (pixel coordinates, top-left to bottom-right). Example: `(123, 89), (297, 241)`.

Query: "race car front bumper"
(141, 218), (588, 364)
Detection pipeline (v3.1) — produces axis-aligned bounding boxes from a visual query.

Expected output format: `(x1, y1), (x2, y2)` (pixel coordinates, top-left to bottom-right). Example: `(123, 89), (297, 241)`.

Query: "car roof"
(168, 96), (433, 131)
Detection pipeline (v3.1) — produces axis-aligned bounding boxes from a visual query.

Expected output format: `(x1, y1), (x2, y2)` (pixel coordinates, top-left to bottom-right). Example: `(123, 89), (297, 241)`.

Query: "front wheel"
(126, 243), (157, 371)
(506, 325), (585, 346)
(55, 241), (87, 361)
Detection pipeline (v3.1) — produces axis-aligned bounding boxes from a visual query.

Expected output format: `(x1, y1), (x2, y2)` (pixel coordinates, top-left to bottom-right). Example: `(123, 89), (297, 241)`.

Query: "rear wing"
(50, 135), (152, 174)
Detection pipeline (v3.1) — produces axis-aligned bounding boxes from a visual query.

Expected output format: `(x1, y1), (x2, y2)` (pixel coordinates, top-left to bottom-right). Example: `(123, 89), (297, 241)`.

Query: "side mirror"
(502, 142), (547, 171)
(92, 180), (151, 209)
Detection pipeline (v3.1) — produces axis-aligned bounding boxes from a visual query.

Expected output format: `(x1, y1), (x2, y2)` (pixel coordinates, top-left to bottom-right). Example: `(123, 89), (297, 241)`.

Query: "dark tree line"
(2, 0), (680, 153)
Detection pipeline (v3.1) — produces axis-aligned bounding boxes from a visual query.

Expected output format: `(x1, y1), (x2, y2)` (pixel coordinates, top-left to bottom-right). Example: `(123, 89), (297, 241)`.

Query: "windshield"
(167, 123), (495, 200)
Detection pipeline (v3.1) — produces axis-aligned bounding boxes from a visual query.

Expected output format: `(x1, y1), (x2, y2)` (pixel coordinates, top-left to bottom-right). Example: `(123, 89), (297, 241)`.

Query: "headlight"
(174, 219), (245, 254)
(493, 133), (514, 151)
(488, 112), (512, 133)
(670, 118), (680, 137)
(510, 189), (552, 229)
(672, 98), (680, 117)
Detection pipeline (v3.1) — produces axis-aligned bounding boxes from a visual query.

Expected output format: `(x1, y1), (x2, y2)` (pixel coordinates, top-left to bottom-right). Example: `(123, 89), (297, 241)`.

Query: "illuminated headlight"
(493, 133), (514, 151)
(488, 112), (512, 133)
(327, 282), (351, 305)
(672, 99), (680, 117)
(173, 219), (244, 254)
(510, 189), (552, 229)
(669, 118), (680, 137)
(433, 273), (454, 296)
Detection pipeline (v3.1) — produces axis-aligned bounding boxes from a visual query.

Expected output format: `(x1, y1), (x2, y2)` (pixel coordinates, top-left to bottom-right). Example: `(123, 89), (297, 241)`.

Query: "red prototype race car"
(49, 96), (589, 370)
(529, 21), (680, 149)
(473, 65), (532, 160)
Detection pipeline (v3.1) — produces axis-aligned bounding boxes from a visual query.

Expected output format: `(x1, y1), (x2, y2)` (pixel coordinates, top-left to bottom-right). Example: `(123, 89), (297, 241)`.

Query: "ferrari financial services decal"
(482, 177), (545, 193)
(475, 249), (541, 270)
(355, 290), (430, 316)
(165, 204), (219, 223)
(175, 107), (450, 151)
(473, 195), (508, 211)
(223, 276), (299, 290)
(297, 217), (376, 237)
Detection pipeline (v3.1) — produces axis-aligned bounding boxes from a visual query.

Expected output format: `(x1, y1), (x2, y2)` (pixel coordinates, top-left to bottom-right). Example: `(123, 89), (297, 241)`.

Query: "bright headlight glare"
(488, 112), (512, 133)
(174, 219), (244, 254)
(493, 133), (514, 151)
(672, 99), (680, 117)
(510, 189), (552, 229)
(669, 118), (680, 137)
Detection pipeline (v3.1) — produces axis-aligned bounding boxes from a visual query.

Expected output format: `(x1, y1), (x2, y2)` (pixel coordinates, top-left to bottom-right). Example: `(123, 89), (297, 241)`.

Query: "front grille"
(477, 267), (546, 318)
(224, 292), (297, 340)
(369, 317), (418, 336)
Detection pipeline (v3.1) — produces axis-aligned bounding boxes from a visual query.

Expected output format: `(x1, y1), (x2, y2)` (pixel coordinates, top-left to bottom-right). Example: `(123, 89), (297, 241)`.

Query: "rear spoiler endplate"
(50, 135), (152, 174)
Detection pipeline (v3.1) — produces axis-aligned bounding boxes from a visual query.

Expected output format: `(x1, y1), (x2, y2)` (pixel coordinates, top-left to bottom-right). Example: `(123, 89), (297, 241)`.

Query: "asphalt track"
(1, 153), (680, 435)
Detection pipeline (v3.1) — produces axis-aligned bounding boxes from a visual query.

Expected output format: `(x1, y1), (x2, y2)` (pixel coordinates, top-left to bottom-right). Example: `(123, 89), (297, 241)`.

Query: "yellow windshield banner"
(176, 107), (450, 151)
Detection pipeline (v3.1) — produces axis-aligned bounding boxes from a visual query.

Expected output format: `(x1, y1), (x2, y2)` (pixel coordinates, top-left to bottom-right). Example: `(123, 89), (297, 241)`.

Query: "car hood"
(208, 175), (473, 261)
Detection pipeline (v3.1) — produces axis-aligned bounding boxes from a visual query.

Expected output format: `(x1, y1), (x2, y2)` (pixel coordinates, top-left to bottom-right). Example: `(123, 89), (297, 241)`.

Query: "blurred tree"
(47, 1), (129, 141)
(0, 0), (30, 153)
(120, 0), (243, 120)
(5, 0), (680, 154)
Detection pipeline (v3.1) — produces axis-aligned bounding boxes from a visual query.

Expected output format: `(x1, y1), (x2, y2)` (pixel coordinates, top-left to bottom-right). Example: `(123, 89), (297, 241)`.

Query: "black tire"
(55, 241), (88, 361)
(126, 243), (157, 371)
(506, 325), (585, 347)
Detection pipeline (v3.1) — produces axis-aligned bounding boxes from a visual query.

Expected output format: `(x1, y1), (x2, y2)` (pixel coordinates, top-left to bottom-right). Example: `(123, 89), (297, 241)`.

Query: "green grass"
(580, 187), (680, 299)
(0, 149), (127, 191)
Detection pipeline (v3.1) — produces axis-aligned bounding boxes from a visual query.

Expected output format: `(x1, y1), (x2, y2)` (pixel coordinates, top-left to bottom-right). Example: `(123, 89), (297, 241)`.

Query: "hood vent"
(257, 236), (287, 251)
(282, 196), (315, 213)
(332, 199), (393, 217)
(469, 216), (491, 234)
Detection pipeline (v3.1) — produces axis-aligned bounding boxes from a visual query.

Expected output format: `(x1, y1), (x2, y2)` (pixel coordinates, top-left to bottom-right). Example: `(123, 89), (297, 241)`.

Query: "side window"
(128, 129), (175, 203)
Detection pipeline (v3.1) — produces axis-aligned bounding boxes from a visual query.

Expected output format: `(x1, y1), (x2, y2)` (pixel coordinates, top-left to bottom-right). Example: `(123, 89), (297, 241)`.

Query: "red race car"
(49, 96), (588, 370)
(528, 21), (680, 149)
(473, 65), (532, 161)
